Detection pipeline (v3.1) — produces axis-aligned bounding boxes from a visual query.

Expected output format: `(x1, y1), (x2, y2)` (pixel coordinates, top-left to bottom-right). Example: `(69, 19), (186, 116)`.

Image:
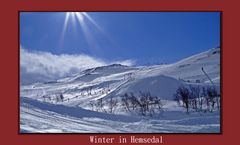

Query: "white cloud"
(112, 59), (135, 66)
(20, 47), (135, 84)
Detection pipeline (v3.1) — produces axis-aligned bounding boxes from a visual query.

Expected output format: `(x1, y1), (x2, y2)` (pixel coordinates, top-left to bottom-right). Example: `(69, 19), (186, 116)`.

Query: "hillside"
(20, 47), (221, 133)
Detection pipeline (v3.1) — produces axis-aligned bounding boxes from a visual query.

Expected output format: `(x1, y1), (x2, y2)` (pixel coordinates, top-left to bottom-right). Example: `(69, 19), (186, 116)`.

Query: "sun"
(63, 12), (84, 30)
(62, 12), (85, 36)
(60, 12), (86, 47)
(68, 12), (84, 22)
(60, 12), (112, 51)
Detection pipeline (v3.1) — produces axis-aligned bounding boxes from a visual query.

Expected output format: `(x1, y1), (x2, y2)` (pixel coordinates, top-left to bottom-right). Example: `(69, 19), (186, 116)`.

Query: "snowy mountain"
(20, 47), (221, 133)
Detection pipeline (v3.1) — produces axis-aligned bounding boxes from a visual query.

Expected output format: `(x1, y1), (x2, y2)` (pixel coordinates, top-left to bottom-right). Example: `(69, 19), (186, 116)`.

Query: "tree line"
(174, 85), (220, 113)
(89, 91), (164, 117)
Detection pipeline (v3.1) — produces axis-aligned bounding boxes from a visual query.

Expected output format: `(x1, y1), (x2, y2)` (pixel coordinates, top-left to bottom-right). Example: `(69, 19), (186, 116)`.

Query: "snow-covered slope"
(20, 47), (221, 133)
(137, 47), (220, 84)
(21, 97), (220, 133)
(21, 48), (220, 103)
(111, 75), (183, 100)
(168, 47), (220, 84)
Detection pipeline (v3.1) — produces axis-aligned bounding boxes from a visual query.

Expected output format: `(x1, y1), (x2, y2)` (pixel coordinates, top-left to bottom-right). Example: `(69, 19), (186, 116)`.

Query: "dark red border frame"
(1, 0), (238, 145)
(18, 11), (223, 135)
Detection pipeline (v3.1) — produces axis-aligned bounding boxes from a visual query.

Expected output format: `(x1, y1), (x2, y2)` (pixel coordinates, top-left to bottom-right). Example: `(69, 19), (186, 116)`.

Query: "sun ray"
(75, 12), (84, 22)
(75, 12), (100, 53)
(62, 13), (70, 38)
(82, 12), (119, 49)
(59, 12), (119, 52)
(82, 12), (104, 33)
(59, 13), (70, 49)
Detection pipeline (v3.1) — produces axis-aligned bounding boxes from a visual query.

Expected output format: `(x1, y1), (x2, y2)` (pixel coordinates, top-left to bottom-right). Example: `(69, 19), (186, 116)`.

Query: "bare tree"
(89, 101), (95, 111)
(129, 93), (140, 110)
(138, 91), (163, 116)
(96, 98), (106, 112)
(107, 97), (118, 113)
(55, 93), (64, 103)
(175, 86), (190, 113)
(148, 96), (163, 117)
(121, 92), (163, 117)
(189, 85), (201, 111)
(121, 93), (131, 112)
(174, 85), (220, 113)
(207, 86), (218, 112)
(60, 93), (64, 102)
(152, 96), (164, 111)
(201, 86), (207, 111)
(138, 92), (148, 116)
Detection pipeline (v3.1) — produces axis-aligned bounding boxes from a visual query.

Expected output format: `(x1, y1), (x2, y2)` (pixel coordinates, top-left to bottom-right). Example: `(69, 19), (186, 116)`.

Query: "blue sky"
(20, 12), (220, 65)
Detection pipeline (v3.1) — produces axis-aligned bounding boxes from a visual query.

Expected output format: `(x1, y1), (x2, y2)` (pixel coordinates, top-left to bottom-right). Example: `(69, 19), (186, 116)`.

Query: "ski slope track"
(20, 48), (221, 133)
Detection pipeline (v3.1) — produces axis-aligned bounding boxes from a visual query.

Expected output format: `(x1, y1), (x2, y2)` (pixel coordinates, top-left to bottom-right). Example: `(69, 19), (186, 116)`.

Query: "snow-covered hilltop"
(20, 47), (221, 133)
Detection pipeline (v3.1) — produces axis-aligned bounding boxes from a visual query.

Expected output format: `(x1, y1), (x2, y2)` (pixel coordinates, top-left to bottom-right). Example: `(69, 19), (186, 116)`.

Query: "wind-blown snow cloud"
(20, 47), (135, 85)
(113, 59), (135, 66)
